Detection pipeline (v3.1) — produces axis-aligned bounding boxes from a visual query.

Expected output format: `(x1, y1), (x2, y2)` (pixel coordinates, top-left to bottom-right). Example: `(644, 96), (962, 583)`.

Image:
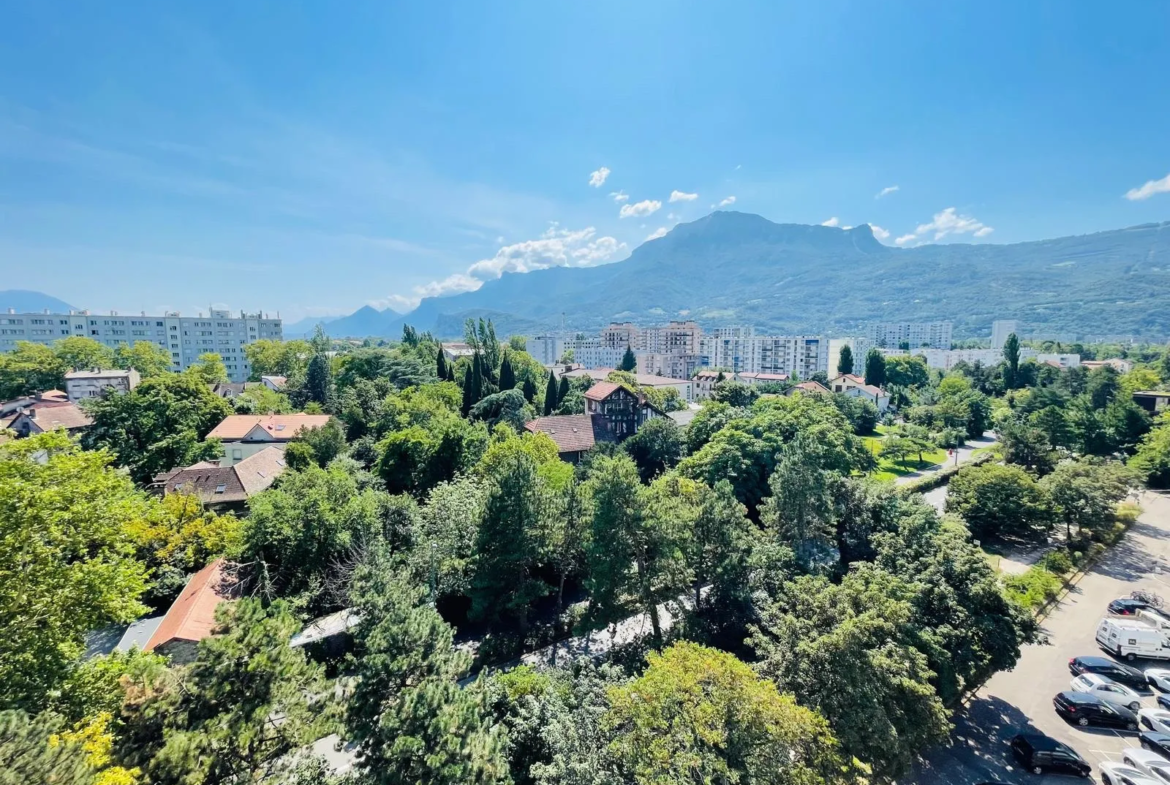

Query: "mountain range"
(0, 290), (75, 314)
(312, 212), (1170, 340)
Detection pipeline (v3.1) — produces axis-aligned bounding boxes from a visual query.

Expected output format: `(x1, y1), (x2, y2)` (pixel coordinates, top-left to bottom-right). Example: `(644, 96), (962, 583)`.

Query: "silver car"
(1071, 673), (1143, 711)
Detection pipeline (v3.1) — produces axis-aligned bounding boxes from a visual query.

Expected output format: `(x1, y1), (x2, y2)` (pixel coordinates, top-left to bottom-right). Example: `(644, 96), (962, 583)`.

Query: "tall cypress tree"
(436, 346), (448, 380)
(864, 348), (886, 388)
(498, 353), (515, 391)
(1003, 333), (1021, 389)
(461, 367), (474, 416)
(446, 364), (456, 383)
(543, 371), (559, 415)
(558, 375), (571, 405)
(837, 344), (854, 375)
(471, 353), (484, 404)
(620, 344), (637, 372)
(521, 375), (538, 403)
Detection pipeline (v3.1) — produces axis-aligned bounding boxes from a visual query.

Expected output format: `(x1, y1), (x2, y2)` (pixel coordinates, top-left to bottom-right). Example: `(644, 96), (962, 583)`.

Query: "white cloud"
(391, 225), (626, 305)
(669, 190), (698, 202)
(369, 293), (428, 312)
(645, 227), (668, 241)
(821, 217), (840, 227)
(609, 190), (629, 203)
(875, 185), (899, 199)
(718, 195), (737, 207)
(619, 199), (662, 219)
(870, 224), (890, 240)
(588, 167), (610, 187)
(1125, 173), (1170, 201)
(734, 164), (742, 170)
(895, 207), (994, 246)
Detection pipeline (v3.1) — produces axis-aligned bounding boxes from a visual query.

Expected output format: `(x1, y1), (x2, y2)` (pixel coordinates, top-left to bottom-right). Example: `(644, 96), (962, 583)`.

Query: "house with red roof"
(526, 380), (665, 462)
(829, 373), (890, 412)
(144, 559), (239, 663)
(206, 413), (334, 466)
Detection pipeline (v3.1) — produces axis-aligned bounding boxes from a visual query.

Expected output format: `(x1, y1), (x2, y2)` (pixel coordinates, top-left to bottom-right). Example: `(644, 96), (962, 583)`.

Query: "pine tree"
(620, 344), (637, 372)
(304, 352), (333, 408)
(837, 344), (854, 375)
(498, 353), (515, 391)
(543, 371), (559, 415)
(461, 368), (474, 416)
(558, 375), (571, 405)
(345, 560), (509, 785)
(446, 364), (456, 383)
(471, 353), (484, 404)
(436, 346), (448, 380)
(521, 375), (538, 404)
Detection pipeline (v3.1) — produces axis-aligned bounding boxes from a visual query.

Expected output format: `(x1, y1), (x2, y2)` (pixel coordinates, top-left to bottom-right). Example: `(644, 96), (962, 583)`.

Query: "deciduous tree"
(837, 344), (854, 375)
(114, 340), (173, 377)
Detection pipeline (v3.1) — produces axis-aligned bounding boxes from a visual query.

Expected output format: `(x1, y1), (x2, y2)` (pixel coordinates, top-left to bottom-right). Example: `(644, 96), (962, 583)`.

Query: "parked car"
(1055, 691), (1139, 729)
(1149, 669), (1170, 692)
(1010, 733), (1091, 777)
(1115, 598), (1156, 616)
(1122, 748), (1170, 784)
(1158, 693), (1170, 712)
(1140, 709), (1170, 734)
(1071, 655), (1150, 691)
(1071, 673), (1143, 711)
(1100, 761), (1162, 785)
(1142, 732), (1170, 759)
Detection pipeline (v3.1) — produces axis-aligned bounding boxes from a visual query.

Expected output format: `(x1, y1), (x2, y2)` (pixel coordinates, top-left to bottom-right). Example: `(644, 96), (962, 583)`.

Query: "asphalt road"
(894, 432), (998, 488)
(904, 490), (1170, 784)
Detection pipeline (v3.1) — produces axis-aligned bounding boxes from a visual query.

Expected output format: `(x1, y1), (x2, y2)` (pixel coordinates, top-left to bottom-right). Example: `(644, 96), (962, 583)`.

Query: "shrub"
(1004, 566), (1063, 610)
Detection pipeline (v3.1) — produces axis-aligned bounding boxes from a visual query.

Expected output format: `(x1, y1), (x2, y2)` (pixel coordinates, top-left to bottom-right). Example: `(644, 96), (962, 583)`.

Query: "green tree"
(750, 569), (950, 780)
(54, 336), (115, 371)
(1132, 419), (1170, 488)
(302, 351), (334, 408)
(863, 348), (886, 388)
(378, 418), (488, 498)
(118, 599), (333, 784)
(0, 710), (95, 785)
(883, 355), (929, 389)
(345, 560), (509, 785)
(232, 384), (293, 415)
(186, 352), (229, 385)
(499, 352), (516, 391)
(557, 375), (571, 406)
(710, 380), (758, 408)
(0, 432), (149, 711)
(521, 375), (538, 404)
(0, 341), (66, 398)
(687, 479), (753, 616)
(471, 450), (549, 631)
(619, 345), (637, 372)
(1040, 458), (1136, 540)
(436, 345), (449, 380)
(543, 371), (559, 415)
(114, 340), (173, 377)
(684, 400), (738, 454)
(1087, 365), (1121, 409)
(761, 431), (838, 566)
(879, 435), (913, 469)
(243, 462), (386, 613)
(605, 642), (854, 785)
(1002, 332), (1021, 389)
(946, 463), (1055, 541)
(622, 417), (684, 482)
(837, 344), (854, 375)
(288, 418), (347, 467)
(471, 389), (532, 432)
(998, 414), (1058, 475)
(584, 456), (646, 632)
(82, 373), (232, 484)
(244, 338), (312, 380)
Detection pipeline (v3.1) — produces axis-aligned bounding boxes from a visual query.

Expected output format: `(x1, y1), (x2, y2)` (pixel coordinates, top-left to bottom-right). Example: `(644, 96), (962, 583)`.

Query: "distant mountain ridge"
(0, 290), (76, 314)
(320, 212), (1170, 340)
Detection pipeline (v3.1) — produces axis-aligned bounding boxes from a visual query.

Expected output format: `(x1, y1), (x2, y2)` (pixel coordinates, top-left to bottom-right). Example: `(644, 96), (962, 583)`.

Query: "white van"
(1135, 609), (1170, 634)
(1097, 617), (1170, 661)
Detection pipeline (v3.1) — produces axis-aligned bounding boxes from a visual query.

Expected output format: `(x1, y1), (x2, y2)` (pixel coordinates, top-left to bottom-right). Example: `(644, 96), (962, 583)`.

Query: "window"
(214, 484), (227, 494)
(232, 449), (243, 459)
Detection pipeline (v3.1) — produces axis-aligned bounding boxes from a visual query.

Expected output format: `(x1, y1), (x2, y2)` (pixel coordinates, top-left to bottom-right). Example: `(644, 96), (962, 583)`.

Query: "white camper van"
(1097, 617), (1170, 661)
(1135, 609), (1170, 635)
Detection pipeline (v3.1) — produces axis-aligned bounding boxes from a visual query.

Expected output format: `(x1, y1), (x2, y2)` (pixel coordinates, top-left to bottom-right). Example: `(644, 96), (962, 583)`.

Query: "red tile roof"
(206, 414), (333, 441)
(790, 381), (832, 395)
(525, 414), (614, 454)
(584, 381), (623, 401)
(145, 559), (238, 652)
(164, 446), (287, 504)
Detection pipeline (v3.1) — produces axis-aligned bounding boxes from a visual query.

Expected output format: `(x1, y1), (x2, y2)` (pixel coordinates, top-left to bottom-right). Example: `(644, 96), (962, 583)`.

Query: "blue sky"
(2, 1), (1170, 322)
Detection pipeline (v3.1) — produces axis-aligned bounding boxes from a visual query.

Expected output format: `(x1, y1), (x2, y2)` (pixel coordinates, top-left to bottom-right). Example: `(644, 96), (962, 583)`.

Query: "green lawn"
(862, 425), (947, 481)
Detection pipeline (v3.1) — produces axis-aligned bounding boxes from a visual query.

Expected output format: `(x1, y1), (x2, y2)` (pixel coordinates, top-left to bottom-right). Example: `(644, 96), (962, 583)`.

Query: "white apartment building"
(635, 351), (702, 381)
(990, 320), (1019, 352)
(827, 337), (871, 375)
(0, 309), (282, 383)
(864, 321), (953, 350)
(640, 321), (702, 355)
(600, 322), (640, 352)
(755, 335), (829, 378)
(64, 369), (140, 402)
(526, 335), (566, 365)
(564, 336), (625, 369)
(700, 326), (758, 373)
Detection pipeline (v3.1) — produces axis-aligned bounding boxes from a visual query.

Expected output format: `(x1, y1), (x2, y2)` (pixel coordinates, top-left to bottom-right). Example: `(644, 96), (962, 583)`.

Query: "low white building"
(1036, 353), (1081, 369)
(828, 373), (890, 412)
(64, 368), (140, 402)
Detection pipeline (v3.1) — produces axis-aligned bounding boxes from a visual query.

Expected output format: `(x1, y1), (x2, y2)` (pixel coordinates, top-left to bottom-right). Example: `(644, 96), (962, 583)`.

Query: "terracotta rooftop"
(789, 381), (832, 395)
(12, 401), (94, 431)
(831, 373), (866, 384)
(525, 414), (614, 454)
(145, 559), (238, 652)
(206, 414), (333, 441)
(164, 446), (287, 503)
(584, 381), (623, 401)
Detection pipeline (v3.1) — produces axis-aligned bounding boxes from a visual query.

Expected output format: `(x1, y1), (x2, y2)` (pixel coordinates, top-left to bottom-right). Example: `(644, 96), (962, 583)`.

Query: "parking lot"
(906, 490), (1170, 784)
